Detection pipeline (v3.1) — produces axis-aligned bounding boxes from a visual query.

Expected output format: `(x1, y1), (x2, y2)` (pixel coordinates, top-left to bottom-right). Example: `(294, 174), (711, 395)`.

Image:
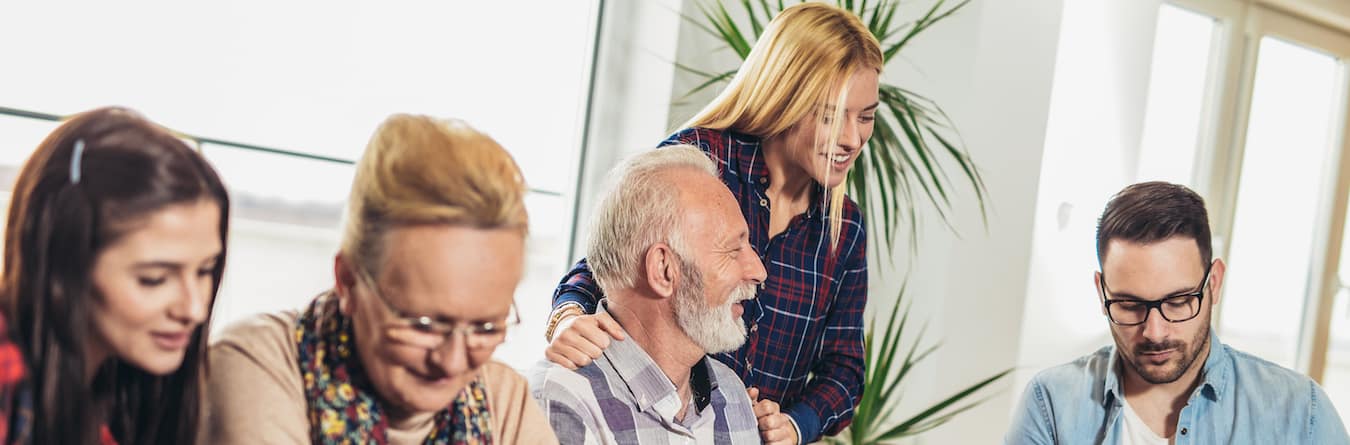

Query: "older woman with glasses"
(205, 114), (557, 444)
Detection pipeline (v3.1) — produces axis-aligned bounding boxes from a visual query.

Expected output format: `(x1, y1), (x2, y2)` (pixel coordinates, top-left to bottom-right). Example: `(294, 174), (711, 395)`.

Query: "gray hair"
(587, 145), (719, 291)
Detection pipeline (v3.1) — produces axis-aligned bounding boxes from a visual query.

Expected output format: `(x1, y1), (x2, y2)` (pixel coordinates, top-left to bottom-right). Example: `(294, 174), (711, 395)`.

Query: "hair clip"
(70, 139), (86, 184)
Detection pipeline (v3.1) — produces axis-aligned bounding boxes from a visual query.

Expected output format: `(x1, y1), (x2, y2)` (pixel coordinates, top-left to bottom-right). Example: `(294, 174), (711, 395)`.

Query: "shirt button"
(759, 177), (767, 184)
(759, 198), (768, 207)
(1180, 427), (1188, 435)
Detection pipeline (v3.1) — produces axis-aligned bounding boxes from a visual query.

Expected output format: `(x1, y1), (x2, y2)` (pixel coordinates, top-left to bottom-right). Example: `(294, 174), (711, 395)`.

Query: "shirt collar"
(1103, 330), (1229, 406)
(596, 301), (723, 415)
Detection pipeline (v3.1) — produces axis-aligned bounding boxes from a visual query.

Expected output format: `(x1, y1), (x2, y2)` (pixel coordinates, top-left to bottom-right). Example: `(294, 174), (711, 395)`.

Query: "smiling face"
(1097, 237), (1224, 385)
(669, 169), (768, 353)
(89, 199), (222, 376)
(778, 68), (880, 189)
(339, 224), (523, 417)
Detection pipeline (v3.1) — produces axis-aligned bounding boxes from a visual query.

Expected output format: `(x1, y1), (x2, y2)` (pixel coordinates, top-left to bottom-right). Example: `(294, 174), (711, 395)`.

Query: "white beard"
(673, 259), (756, 354)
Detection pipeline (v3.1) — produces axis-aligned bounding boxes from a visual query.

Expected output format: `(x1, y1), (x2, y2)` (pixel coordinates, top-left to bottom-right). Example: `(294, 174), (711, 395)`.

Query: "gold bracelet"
(545, 303), (584, 342)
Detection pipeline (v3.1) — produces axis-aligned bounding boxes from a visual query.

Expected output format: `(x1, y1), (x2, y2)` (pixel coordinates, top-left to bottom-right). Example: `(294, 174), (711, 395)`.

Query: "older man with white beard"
(529, 146), (770, 444)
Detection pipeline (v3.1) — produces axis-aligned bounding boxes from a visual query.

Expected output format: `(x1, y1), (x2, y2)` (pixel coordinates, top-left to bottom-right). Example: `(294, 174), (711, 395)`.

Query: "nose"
(1140, 306), (1170, 343)
(170, 273), (211, 325)
(838, 119), (863, 151)
(741, 247), (767, 286)
(427, 331), (473, 376)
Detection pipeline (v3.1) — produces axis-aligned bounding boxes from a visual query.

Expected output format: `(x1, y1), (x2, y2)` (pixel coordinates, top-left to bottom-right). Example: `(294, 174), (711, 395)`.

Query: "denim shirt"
(1005, 332), (1349, 444)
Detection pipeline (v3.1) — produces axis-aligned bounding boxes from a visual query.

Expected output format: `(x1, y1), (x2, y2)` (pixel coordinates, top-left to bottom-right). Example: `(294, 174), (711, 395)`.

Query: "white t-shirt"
(1120, 399), (1172, 445)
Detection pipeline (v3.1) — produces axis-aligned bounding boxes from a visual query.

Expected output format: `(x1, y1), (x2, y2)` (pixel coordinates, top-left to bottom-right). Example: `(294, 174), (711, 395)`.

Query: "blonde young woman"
(206, 115), (557, 444)
(545, 3), (880, 444)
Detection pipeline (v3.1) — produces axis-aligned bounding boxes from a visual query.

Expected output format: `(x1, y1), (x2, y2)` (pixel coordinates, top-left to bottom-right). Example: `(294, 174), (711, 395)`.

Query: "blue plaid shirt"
(552, 127), (868, 442)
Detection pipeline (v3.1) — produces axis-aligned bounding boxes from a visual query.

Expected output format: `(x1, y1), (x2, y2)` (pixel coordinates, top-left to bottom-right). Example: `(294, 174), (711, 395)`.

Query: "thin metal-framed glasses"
(356, 269), (519, 350)
(1099, 262), (1213, 326)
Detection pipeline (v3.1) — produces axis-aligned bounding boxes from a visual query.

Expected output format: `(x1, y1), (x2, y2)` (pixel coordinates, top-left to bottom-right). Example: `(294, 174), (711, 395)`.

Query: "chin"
(131, 351), (189, 376)
(391, 373), (474, 412)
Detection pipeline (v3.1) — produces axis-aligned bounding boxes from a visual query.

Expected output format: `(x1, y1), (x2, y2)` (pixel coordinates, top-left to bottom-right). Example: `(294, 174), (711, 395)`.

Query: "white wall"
(1012, 0), (1166, 401)
(872, 1), (1066, 443)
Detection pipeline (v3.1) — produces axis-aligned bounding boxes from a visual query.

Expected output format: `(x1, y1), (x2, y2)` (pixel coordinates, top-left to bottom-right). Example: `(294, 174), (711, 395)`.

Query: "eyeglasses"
(1099, 263), (1213, 326)
(356, 269), (518, 350)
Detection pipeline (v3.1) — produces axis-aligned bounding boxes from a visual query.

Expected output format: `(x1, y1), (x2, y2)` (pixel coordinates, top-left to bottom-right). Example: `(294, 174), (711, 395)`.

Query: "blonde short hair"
(684, 2), (881, 250)
(341, 114), (528, 276)
(587, 146), (718, 291)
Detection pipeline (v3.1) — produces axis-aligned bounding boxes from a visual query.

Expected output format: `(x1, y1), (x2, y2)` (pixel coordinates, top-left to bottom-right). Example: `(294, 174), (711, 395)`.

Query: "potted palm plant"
(679, 1), (1010, 443)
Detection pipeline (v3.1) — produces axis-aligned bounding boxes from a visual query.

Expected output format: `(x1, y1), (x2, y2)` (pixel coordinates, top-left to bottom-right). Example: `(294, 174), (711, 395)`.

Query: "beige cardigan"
(203, 310), (558, 444)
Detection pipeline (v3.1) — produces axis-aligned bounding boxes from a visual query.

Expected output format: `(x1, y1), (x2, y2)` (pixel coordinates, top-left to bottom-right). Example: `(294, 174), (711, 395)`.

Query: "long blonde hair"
(684, 2), (881, 250)
(341, 114), (529, 276)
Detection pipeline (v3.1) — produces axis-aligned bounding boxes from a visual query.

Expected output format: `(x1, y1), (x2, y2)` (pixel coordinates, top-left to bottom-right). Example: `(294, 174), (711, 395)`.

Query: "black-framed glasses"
(1099, 262), (1213, 326)
(356, 269), (519, 350)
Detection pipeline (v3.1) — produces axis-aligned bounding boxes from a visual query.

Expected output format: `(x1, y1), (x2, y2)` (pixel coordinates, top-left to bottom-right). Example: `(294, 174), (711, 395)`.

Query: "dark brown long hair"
(0, 107), (230, 444)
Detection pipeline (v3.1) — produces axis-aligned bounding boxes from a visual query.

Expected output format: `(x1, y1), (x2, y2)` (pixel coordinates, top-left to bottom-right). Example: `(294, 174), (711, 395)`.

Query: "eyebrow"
(823, 102), (882, 113)
(131, 254), (222, 271)
(1105, 285), (1201, 301)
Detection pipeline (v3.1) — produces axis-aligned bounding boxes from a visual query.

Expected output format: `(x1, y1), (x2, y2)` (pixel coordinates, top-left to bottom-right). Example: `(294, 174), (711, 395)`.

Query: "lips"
(151, 331), (191, 350)
(1139, 349), (1174, 364)
(820, 151), (856, 170)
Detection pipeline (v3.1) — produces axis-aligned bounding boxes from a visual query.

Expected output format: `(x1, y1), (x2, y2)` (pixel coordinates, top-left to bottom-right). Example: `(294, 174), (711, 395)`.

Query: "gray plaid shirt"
(529, 305), (760, 445)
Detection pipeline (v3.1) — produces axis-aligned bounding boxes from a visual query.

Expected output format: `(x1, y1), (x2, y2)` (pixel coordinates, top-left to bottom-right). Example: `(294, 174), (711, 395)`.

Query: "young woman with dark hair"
(0, 106), (230, 444)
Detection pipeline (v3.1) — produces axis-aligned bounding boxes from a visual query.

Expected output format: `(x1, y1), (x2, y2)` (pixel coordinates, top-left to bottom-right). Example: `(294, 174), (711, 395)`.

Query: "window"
(1219, 36), (1343, 369)
(0, 1), (601, 369)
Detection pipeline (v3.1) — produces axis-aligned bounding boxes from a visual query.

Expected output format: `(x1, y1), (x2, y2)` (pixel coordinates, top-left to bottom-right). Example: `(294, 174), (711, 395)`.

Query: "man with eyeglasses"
(529, 146), (769, 444)
(1005, 181), (1348, 444)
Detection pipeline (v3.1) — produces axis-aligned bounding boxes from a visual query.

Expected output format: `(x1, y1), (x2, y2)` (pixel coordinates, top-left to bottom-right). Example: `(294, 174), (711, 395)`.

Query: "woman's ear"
(334, 253), (356, 315)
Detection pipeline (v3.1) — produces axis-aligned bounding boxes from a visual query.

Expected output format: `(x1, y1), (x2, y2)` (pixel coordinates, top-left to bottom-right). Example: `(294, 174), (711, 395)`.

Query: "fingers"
(575, 324), (614, 352)
(746, 387), (760, 401)
(596, 312), (626, 340)
(762, 427), (794, 445)
(542, 314), (618, 369)
(543, 348), (580, 370)
(756, 412), (795, 445)
(752, 399), (778, 419)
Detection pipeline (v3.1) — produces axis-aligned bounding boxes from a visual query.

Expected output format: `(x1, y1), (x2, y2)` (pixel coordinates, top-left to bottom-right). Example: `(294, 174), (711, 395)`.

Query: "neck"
(605, 294), (704, 406)
(761, 134), (815, 202)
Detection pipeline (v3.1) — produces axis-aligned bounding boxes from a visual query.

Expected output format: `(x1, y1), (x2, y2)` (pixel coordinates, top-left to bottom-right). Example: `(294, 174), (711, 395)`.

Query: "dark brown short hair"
(1095, 181), (1211, 268)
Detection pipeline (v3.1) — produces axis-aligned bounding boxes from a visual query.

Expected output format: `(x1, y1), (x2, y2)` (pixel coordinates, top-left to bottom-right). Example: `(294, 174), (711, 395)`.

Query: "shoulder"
(1026, 345), (1115, 400)
(480, 361), (530, 395)
(203, 311), (309, 443)
(527, 359), (604, 405)
(211, 310), (299, 365)
(1223, 344), (1325, 403)
(660, 127), (740, 147)
(660, 127), (761, 157)
(838, 194), (865, 234)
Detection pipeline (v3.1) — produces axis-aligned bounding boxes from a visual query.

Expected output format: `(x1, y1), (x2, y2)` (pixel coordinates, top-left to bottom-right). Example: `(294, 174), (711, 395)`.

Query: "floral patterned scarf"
(295, 292), (492, 445)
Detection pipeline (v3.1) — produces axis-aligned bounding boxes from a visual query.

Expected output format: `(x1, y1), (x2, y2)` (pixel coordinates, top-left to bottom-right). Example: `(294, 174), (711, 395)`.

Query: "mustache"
(1135, 340), (1183, 353)
(728, 283), (757, 303)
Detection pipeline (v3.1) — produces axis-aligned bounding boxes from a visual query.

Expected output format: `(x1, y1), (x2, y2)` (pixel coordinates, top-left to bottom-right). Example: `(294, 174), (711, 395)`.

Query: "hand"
(748, 387), (799, 445)
(545, 311), (624, 369)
